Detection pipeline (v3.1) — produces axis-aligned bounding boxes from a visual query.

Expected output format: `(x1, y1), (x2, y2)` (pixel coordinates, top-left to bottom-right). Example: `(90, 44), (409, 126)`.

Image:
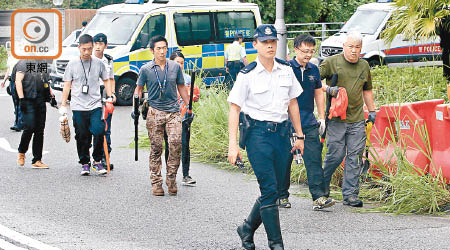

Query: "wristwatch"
(296, 135), (305, 140)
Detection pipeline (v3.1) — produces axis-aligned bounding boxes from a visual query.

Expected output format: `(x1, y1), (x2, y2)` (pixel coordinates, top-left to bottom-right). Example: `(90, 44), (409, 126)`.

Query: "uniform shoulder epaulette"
(104, 54), (113, 63)
(275, 57), (289, 66)
(240, 61), (257, 74)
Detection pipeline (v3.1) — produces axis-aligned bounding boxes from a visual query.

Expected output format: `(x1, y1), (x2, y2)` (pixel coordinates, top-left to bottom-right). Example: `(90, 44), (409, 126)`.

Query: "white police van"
(319, 0), (441, 67)
(50, 0), (262, 105)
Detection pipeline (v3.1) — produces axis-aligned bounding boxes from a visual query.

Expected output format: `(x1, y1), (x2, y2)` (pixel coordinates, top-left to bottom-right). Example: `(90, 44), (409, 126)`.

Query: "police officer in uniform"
(93, 33), (116, 170)
(228, 24), (305, 250)
(225, 33), (248, 87)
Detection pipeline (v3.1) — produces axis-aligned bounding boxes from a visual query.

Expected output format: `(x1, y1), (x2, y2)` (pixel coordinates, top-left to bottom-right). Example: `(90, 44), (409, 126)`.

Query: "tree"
(382, 0), (450, 81)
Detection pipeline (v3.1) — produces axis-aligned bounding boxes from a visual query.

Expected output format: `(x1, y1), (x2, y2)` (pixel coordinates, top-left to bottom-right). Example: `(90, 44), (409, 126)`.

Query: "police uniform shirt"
(227, 57), (303, 123)
(225, 41), (246, 62)
(98, 55), (114, 86)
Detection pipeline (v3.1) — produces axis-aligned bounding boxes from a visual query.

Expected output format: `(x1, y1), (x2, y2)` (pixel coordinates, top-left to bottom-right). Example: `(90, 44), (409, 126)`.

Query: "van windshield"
(63, 30), (78, 47)
(81, 13), (143, 45)
(341, 10), (388, 35)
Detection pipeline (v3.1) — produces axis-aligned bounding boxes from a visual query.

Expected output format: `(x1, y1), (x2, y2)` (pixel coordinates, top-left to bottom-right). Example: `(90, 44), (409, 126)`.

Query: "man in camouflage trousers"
(134, 35), (189, 196)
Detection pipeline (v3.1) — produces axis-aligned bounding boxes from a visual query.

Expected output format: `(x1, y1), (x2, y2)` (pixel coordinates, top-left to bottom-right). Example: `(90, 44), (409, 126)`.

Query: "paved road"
(0, 88), (449, 250)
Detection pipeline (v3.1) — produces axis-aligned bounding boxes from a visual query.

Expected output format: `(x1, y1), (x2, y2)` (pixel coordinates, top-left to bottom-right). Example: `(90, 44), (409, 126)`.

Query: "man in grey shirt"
(59, 34), (112, 176)
(134, 35), (189, 196)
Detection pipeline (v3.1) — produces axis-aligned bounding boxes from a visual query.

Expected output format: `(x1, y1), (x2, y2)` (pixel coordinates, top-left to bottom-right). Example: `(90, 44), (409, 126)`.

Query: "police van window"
(174, 13), (213, 46)
(341, 10), (388, 35)
(132, 14), (166, 51)
(82, 13), (143, 45)
(216, 11), (256, 43)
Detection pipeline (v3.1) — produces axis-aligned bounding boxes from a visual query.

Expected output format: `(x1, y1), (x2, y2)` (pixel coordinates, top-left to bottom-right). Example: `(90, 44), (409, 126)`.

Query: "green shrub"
(0, 46), (7, 71)
(371, 65), (449, 106)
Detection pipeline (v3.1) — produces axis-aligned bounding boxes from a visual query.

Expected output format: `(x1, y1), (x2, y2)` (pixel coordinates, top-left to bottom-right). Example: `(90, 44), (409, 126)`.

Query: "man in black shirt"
(15, 59), (55, 168)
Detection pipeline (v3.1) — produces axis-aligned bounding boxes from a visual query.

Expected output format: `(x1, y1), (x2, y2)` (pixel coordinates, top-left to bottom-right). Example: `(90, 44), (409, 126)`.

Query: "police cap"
(93, 33), (107, 44)
(253, 24), (278, 41)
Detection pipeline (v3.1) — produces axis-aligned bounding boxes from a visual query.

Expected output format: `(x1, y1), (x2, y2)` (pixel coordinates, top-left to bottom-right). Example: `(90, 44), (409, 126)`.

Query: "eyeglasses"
(298, 49), (315, 54)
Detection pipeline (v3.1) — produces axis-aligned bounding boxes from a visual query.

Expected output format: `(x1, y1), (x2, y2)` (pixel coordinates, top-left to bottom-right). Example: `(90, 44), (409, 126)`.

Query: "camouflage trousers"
(146, 106), (182, 185)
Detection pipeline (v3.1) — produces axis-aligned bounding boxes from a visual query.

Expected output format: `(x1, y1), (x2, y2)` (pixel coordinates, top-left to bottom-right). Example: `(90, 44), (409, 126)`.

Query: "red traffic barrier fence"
(366, 99), (450, 183)
(429, 103), (450, 182)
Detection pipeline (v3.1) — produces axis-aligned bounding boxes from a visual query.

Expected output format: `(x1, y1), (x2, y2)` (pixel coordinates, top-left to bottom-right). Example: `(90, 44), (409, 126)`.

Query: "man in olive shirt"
(319, 31), (376, 207)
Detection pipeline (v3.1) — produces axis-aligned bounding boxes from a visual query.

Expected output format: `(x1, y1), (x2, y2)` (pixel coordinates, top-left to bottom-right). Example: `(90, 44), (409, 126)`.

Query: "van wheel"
(116, 77), (136, 106)
(368, 57), (382, 68)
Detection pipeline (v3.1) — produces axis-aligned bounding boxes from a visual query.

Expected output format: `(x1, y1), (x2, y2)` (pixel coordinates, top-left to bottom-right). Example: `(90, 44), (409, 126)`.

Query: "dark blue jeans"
(18, 99), (46, 163)
(72, 108), (105, 164)
(245, 121), (291, 207)
(280, 124), (326, 201)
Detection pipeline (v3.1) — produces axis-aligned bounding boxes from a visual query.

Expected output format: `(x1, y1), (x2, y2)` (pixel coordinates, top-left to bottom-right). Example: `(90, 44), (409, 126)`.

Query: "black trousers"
(18, 99), (47, 163)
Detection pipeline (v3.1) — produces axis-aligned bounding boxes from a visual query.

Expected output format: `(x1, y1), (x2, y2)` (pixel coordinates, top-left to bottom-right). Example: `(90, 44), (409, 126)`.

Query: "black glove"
(368, 111), (376, 123)
(19, 98), (27, 112)
(182, 112), (194, 126)
(326, 86), (340, 98)
(50, 94), (57, 108)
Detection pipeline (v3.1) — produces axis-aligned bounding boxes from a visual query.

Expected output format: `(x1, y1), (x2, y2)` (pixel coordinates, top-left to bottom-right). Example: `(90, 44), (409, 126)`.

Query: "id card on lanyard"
(80, 58), (91, 94)
(154, 62), (168, 101)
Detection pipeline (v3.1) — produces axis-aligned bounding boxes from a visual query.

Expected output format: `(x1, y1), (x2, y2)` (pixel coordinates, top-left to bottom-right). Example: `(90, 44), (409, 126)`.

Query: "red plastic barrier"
(429, 104), (450, 183)
(367, 99), (445, 176)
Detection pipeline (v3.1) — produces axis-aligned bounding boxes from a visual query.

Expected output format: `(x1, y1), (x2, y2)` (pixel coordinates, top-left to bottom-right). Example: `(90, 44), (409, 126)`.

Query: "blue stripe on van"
(185, 57), (202, 69)
(136, 60), (151, 69)
(202, 44), (216, 53)
(115, 56), (129, 62)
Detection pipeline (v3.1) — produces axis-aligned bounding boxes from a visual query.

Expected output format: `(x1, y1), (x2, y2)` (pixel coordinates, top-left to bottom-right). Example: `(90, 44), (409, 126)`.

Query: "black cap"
(93, 33), (107, 44)
(253, 24), (278, 41)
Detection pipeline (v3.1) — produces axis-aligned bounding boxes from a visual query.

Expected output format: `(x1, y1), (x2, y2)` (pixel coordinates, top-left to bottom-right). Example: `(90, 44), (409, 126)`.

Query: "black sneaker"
(343, 196), (363, 207)
(313, 197), (336, 210)
(181, 176), (196, 186)
(10, 125), (21, 132)
(101, 160), (114, 171)
(279, 198), (291, 208)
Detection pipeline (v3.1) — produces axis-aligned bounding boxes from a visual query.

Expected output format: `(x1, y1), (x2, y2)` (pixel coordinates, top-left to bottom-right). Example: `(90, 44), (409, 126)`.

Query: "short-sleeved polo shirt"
(136, 60), (184, 113)
(289, 58), (322, 128)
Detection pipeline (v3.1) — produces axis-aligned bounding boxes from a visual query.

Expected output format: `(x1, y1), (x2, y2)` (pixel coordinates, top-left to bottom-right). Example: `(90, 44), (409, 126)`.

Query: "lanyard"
(153, 62), (168, 91)
(80, 58), (91, 86)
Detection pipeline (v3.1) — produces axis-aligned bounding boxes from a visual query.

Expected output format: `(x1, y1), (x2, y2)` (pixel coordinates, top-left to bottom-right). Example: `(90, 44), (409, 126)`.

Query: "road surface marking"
(0, 138), (48, 155)
(0, 239), (27, 250)
(0, 224), (60, 250)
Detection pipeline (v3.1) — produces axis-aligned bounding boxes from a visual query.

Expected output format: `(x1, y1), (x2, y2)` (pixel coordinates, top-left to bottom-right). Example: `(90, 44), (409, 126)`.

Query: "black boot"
(260, 205), (284, 250)
(237, 199), (262, 250)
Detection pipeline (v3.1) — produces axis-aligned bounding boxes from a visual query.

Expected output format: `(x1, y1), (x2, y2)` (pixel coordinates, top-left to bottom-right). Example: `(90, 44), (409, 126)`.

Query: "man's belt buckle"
(267, 122), (278, 132)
